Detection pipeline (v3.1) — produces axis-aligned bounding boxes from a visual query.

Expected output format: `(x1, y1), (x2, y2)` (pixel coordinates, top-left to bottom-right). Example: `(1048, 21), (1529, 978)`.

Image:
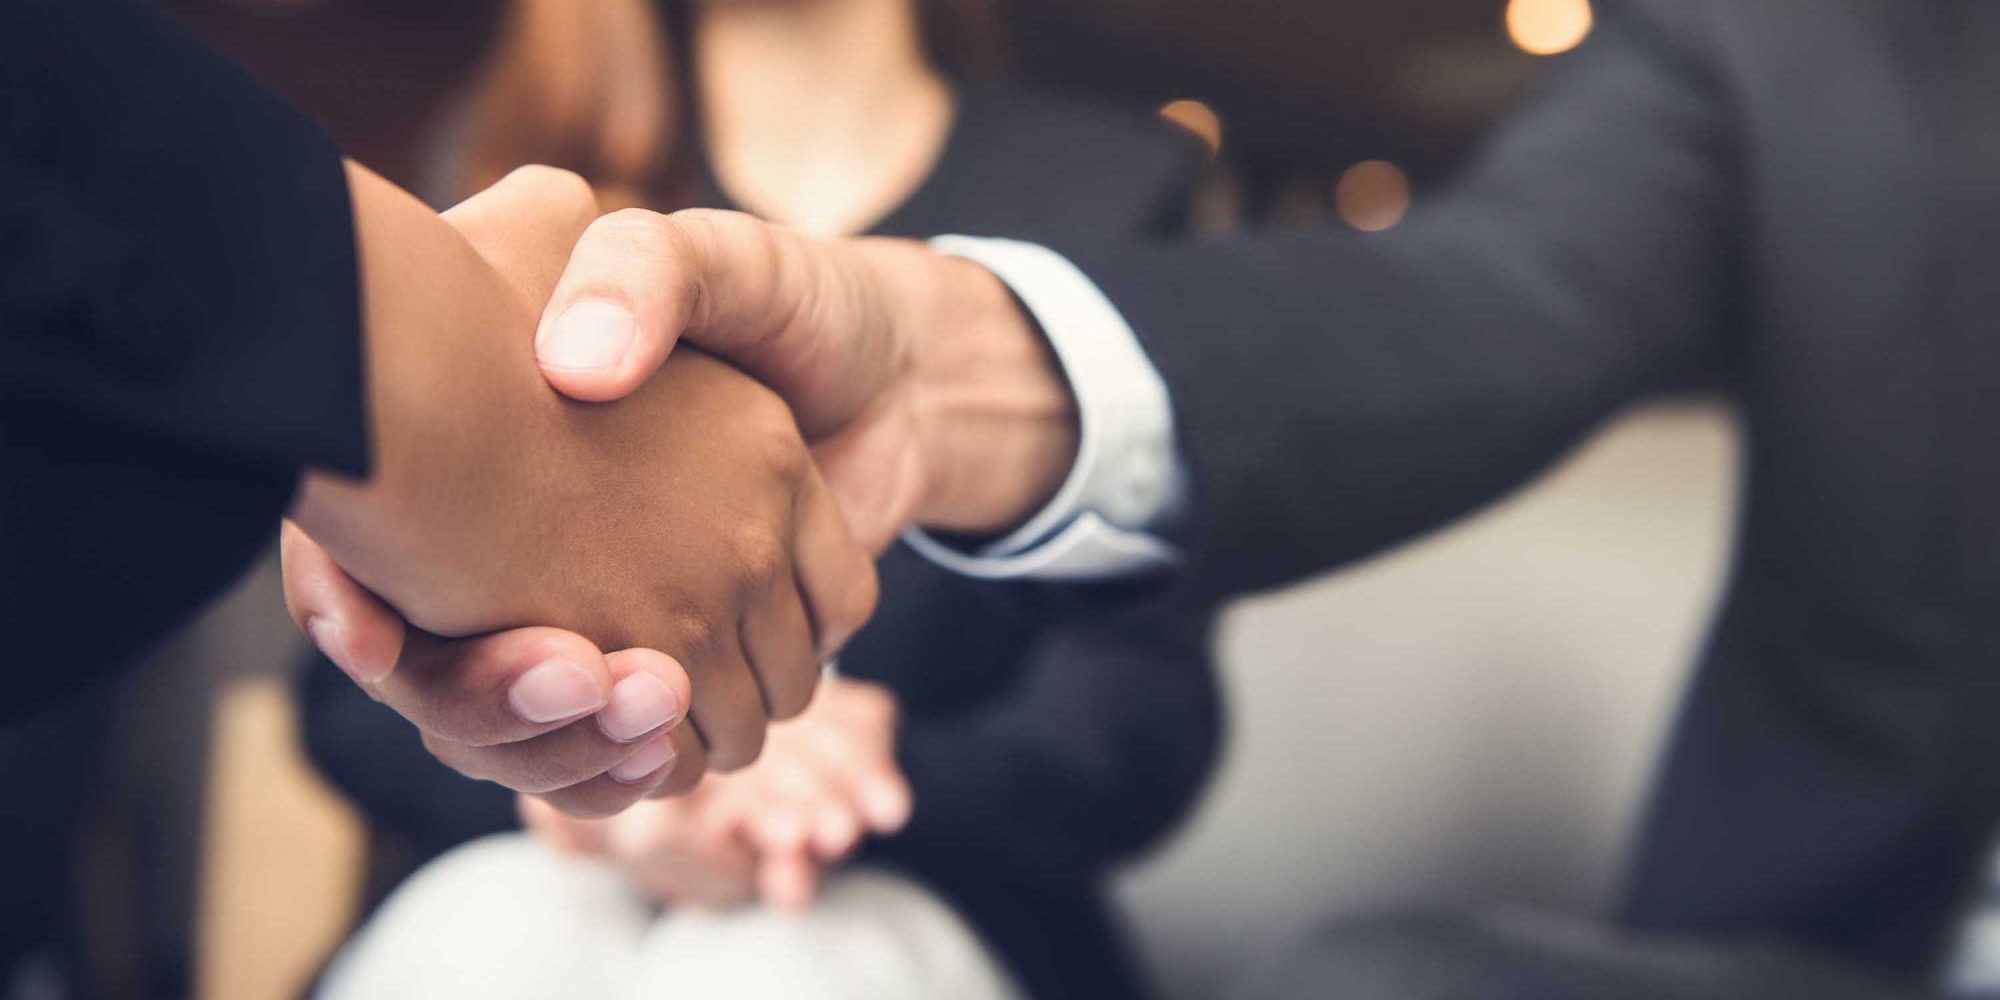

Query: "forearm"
(868, 9), (1730, 597)
(1051, 14), (1730, 599)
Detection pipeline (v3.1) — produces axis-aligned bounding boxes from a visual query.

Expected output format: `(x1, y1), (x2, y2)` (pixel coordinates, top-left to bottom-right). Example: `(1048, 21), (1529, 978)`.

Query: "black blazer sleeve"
(1, 0), (367, 719)
(1060, 3), (1736, 604)
(875, 601), (1221, 880)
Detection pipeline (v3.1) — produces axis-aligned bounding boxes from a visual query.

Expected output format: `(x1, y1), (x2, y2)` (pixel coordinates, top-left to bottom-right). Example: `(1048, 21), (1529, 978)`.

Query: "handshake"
(283, 164), (1077, 817)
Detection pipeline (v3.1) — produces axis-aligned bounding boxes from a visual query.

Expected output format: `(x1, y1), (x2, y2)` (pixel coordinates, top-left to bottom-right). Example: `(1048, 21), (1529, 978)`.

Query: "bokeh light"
(1158, 99), (1224, 157)
(1335, 161), (1411, 232)
(1506, 0), (1593, 56)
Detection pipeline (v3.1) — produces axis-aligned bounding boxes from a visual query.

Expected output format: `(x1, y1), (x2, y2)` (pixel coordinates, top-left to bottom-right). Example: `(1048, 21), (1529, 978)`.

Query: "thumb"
(533, 209), (900, 433)
(532, 207), (709, 403)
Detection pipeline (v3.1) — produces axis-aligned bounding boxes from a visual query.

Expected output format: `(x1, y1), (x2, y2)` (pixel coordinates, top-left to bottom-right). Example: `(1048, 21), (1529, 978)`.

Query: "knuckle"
(543, 785), (638, 821)
(668, 208), (732, 252)
(731, 525), (789, 585)
(670, 209), (768, 287)
(507, 165), (597, 219)
(421, 731), (484, 781)
(466, 727), (610, 795)
(595, 207), (680, 254)
(748, 382), (796, 429)
(737, 392), (806, 472)
(395, 689), (471, 744)
(508, 757), (578, 796)
(670, 610), (723, 663)
(515, 747), (609, 797)
(706, 724), (767, 773)
(768, 667), (820, 722)
(662, 211), (724, 304)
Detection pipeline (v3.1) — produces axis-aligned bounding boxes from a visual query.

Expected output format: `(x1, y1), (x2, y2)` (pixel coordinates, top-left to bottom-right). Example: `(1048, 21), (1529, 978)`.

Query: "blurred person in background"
(194, 1), (1221, 998)
(289, 0), (2000, 995)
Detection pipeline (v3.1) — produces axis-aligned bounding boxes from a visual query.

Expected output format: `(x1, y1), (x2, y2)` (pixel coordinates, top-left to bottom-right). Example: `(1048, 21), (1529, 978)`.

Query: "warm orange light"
(1159, 99), (1223, 157)
(1506, 0), (1593, 56)
(1335, 161), (1411, 233)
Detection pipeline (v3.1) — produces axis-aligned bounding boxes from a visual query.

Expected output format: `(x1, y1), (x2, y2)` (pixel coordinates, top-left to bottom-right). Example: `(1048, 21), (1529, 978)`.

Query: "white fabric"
(907, 236), (1185, 581)
(316, 834), (1021, 1000)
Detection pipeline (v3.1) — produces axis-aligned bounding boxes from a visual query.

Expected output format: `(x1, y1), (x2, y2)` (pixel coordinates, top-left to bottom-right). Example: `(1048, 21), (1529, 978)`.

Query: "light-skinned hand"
(520, 675), (912, 910)
(525, 208), (1078, 551)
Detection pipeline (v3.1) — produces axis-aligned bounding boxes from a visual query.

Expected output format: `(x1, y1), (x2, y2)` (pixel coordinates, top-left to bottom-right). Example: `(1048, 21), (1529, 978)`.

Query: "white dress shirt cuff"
(903, 236), (1185, 581)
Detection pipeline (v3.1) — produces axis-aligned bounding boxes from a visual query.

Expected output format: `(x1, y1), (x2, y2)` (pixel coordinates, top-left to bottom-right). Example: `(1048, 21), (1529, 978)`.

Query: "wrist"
(291, 162), (551, 633)
(875, 245), (1079, 536)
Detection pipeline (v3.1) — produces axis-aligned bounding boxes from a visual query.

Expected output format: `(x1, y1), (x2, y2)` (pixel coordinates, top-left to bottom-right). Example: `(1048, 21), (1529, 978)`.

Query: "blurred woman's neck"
(696, 0), (954, 237)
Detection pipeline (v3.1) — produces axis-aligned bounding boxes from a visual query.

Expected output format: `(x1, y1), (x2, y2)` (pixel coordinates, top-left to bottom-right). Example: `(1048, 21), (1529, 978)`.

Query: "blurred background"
(4, 1), (1739, 998)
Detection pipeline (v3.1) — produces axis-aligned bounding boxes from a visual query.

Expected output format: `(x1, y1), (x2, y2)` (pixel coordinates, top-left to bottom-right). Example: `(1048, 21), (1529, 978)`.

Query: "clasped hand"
(287, 161), (1071, 819)
(520, 675), (910, 911)
(282, 166), (883, 816)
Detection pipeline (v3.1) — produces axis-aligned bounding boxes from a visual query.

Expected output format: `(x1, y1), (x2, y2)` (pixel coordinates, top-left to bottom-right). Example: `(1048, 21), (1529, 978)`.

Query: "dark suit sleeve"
(877, 602), (1221, 879)
(1060, 3), (1736, 603)
(1, 0), (365, 718)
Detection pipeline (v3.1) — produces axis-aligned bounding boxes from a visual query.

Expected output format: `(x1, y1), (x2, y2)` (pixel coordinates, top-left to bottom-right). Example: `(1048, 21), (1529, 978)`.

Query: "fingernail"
(537, 299), (635, 371)
(508, 659), (606, 724)
(307, 617), (361, 683)
(596, 673), (683, 743)
(609, 732), (678, 784)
